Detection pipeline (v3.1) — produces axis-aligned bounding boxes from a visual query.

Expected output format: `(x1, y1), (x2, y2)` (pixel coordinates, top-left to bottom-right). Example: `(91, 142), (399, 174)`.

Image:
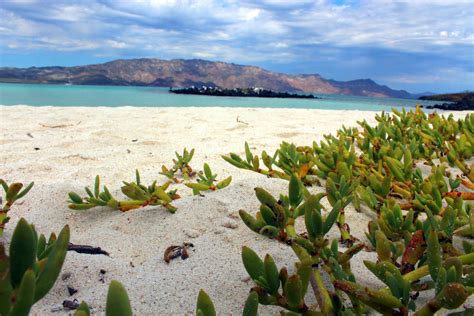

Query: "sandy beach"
(0, 105), (471, 315)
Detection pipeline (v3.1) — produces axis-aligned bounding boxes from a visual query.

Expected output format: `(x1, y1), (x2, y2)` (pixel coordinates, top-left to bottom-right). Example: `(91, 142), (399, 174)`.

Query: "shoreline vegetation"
(169, 86), (318, 99)
(419, 92), (474, 111)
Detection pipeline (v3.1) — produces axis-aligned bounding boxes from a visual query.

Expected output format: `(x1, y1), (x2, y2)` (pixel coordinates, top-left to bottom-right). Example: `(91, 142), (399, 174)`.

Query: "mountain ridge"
(0, 58), (413, 98)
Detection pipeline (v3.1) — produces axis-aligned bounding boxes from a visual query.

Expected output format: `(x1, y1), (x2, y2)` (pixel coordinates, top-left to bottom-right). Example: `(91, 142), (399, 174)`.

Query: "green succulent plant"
(160, 147), (196, 182)
(0, 179), (34, 235)
(239, 174), (310, 241)
(0, 218), (69, 316)
(68, 171), (179, 213)
(185, 163), (232, 195)
(232, 108), (474, 315)
(223, 141), (321, 185)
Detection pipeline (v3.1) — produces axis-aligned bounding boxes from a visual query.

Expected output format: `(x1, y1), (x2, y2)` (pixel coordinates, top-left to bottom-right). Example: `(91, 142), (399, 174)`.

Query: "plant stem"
(310, 269), (333, 313)
(286, 224), (297, 238)
(379, 253), (474, 295)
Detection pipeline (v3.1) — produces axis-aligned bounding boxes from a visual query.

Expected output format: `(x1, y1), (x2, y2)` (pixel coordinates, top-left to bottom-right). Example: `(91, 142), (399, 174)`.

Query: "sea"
(0, 83), (441, 111)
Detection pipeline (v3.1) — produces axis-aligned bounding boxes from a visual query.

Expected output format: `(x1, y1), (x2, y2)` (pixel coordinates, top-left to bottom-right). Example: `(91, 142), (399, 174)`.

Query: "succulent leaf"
(242, 246), (265, 281)
(105, 280), (133, 316)
(34, 225), (70, 302)
(196, 289), (216, 316)
(427, 230), (442, 282)
(9, 269), (35, 316)
(242, 291), (259, 316)
(10, 218), (37, 288)
(289, 174), (303, 208)
(264, 254), (280, 294)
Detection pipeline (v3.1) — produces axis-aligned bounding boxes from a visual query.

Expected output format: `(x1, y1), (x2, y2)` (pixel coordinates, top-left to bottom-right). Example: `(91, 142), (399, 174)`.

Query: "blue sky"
(0, 0), (473, 93)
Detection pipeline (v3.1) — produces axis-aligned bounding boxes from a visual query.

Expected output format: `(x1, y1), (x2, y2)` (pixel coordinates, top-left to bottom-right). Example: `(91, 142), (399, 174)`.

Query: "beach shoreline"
(1, 105), (472, 315)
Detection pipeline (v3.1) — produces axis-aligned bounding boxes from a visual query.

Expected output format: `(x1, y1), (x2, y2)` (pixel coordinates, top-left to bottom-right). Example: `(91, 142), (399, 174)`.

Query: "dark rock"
(422, 96), (474, 111)
(62, 299), (79, 310)
(67, 286), (78, 296)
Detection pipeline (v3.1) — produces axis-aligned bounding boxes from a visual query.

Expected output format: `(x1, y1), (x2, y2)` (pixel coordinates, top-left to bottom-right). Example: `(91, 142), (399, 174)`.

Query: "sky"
(0, 0), (473, 93)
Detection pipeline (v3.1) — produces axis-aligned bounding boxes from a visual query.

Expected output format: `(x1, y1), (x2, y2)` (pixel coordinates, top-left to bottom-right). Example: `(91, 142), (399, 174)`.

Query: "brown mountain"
(0, 58), (413, 98)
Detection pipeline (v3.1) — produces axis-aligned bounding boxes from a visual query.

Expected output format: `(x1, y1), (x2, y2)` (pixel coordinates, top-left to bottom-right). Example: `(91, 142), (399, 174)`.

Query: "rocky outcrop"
(420, 92), (474, 111)
(170, 87), (317, 99)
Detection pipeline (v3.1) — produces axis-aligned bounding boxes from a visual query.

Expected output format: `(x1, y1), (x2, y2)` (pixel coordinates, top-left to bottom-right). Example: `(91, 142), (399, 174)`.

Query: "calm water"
(0, 83), (439, 111)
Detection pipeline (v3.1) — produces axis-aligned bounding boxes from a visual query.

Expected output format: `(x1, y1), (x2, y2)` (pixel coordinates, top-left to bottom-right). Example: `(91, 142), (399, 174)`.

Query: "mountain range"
(0, 58), (414, 98)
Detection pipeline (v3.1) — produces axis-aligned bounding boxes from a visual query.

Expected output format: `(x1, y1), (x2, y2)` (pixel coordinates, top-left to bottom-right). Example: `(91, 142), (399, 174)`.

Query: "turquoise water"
(0, 83), (439, 111)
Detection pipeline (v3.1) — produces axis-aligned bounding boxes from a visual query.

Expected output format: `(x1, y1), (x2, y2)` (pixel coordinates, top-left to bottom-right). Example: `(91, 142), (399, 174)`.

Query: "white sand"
(0, 105), (471, 315)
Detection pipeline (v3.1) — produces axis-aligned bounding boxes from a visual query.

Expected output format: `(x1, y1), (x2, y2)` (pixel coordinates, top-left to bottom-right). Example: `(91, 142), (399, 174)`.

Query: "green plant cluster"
(68, 172), (179, 213)
(185, 163), (232, 195)
(68, 149), (231, 213)
(0, 190), (227, 315)
(160, 147), (196, 182)
(0, 218), (69, 315)
(223, 108), (473, 315)
(0, 150), (232, 314)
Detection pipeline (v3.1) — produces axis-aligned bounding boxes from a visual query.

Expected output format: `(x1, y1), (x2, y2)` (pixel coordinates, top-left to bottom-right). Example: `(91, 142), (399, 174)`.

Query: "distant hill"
(410, 92), (436, 99)
(328, 78), (412, 98)
(0, 58), (414, 98)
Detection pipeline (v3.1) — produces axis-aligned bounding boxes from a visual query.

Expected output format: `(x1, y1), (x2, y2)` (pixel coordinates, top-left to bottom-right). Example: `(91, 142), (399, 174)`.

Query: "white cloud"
(106, 40), (128, 49)
(193, 51), (215, 58)
(384, 67), (474, 84)
(239, 8), (261, 21)
(274, 42), (288, 48)
(2, 0), (472, 54)
(48, 5), (95, 22)
(0, 9), (47, 36)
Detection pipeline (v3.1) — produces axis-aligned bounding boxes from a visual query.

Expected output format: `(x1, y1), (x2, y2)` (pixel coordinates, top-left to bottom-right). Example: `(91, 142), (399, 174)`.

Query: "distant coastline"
(0, 58), (414, 99)
(0, 83), (441, 110)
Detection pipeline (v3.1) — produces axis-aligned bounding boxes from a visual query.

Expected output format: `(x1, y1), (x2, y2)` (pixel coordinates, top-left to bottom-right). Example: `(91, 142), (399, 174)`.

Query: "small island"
(419, 92), (473, 111)
(169, 86), (318, 99)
